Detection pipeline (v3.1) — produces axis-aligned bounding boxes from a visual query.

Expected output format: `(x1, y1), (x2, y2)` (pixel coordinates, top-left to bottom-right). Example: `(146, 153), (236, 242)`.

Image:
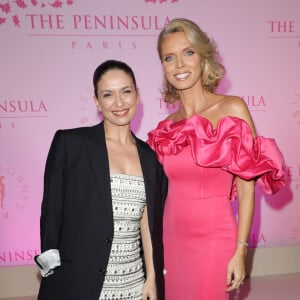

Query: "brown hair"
(157, 18), (225, 102)
(93, 60), (137, 99)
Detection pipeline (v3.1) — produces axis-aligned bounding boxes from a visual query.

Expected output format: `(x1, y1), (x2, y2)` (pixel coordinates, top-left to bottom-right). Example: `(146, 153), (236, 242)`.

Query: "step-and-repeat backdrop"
(1, 0), (299, 267)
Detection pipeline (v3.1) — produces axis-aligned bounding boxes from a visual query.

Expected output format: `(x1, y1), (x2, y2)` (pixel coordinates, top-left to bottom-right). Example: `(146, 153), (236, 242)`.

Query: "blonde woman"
(148, 18), (285, 300)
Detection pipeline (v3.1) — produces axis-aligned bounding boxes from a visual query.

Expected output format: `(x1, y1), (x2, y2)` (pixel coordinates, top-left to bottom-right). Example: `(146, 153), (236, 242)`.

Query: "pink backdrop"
(1, 0), (299, 267)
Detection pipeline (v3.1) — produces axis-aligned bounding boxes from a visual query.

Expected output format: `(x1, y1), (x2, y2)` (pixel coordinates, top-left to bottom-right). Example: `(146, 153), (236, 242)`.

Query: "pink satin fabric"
(148, 114), (285, 199)
(147, 114), (285, 300)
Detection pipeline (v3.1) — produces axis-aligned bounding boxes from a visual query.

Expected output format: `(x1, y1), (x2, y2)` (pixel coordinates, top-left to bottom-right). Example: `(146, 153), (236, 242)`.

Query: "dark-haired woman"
(35, 60), (167, 300)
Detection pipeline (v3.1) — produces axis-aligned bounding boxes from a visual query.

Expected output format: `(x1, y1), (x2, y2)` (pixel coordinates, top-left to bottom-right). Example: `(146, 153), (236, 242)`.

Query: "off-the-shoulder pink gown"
(148, 115), (285, 300)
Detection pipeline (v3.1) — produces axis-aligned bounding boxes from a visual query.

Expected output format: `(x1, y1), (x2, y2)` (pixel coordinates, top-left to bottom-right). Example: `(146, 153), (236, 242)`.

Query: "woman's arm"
(140, 206), (157, 300)
(226, 178), (255, 291)
(35, 130), (66, 277)
(225, 96), (256, 291)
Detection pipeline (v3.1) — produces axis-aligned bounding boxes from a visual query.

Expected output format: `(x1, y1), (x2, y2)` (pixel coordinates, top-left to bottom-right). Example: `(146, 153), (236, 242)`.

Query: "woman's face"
(160, 31), (202, 92)
(94, 69), (139, 127)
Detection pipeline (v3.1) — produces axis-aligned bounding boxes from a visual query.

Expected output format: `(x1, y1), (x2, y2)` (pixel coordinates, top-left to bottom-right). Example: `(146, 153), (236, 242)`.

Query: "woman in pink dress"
(148, 18), (285, 300)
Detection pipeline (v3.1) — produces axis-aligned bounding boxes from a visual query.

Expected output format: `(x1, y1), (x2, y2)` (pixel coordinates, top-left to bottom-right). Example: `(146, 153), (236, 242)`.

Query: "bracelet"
(237, 241), (249, 247)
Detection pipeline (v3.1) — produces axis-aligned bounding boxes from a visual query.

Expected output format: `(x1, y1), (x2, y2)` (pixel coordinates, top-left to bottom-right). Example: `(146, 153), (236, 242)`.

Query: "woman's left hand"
(142, 278), (157, 300)
(226, 247), (247, 292)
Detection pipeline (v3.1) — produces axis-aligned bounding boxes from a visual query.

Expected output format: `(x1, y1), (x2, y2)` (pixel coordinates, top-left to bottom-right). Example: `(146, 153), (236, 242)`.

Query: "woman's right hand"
(142, 278), (157, 300)
(226, 246), (247, 291)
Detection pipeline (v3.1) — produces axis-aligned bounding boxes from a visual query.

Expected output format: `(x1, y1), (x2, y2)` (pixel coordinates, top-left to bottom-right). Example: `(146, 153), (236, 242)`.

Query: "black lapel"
(135, 136), (154, 233)
(86, 122), (113, 216)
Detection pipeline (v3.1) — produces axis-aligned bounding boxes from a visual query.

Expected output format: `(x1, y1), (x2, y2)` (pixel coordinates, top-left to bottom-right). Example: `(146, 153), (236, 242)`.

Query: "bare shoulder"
(219, 95), (247, 115)
(219, 95), (251, 119)
(166, 110), (181, 122)
(166, 112), (175, 120)
(220, 95), (257, 136)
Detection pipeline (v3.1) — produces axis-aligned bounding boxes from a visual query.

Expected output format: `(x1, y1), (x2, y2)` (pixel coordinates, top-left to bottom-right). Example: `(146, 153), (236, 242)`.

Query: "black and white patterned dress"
(99, 174), (146, 300)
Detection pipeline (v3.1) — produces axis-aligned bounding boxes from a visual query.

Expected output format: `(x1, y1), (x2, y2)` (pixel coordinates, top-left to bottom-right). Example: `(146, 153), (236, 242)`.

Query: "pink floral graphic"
(49, 0), (63, 8)
(0, 3), (11, 12)
(14, 0), (27, 9)
(12, 13), (20, 26)
(0, 0), (74, 27)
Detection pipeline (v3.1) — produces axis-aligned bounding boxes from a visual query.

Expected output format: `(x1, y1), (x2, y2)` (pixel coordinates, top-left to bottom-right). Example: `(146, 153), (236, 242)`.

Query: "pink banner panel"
(0, 0), (299, 267)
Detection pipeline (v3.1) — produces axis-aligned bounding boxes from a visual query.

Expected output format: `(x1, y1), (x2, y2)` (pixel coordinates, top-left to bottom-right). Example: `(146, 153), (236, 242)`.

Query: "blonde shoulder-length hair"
(157, 18), (226, 102)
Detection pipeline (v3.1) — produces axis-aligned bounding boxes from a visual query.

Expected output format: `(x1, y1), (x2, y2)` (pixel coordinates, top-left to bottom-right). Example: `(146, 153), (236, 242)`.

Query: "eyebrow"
(99, 85), (135, 93)
(162, 44), (194, 57)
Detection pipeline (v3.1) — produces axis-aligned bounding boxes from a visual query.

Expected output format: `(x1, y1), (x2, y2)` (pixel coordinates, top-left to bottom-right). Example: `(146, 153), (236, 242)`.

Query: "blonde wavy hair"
(157, 18), (226, 102)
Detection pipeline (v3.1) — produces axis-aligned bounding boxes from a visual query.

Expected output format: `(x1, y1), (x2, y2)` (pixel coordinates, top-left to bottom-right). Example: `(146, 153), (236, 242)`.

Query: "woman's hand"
(226, 246), (247, 292)
(142, 278), (157, 300)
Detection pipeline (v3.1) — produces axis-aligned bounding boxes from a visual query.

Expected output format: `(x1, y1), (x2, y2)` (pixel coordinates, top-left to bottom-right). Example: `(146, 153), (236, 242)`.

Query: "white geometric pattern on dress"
(99, 174), (146, 300)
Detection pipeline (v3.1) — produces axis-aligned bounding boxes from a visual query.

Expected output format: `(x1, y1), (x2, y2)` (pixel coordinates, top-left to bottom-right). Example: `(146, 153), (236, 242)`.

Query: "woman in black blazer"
(35, 60), (167, 300)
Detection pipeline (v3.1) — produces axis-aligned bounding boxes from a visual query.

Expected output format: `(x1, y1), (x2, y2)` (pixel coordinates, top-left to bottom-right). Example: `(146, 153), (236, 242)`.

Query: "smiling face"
(94, 69), (139, 128)
(160, 31), (202, 94)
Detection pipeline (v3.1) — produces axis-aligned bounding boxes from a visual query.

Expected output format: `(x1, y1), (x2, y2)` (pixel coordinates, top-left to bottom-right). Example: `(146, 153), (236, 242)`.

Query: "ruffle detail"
(148, 115), (285, 195)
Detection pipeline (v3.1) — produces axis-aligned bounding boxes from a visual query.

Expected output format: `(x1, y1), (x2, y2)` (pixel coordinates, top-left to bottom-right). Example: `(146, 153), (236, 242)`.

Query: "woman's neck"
(179, 88), (211, 118)
(103, 122), (134, 147)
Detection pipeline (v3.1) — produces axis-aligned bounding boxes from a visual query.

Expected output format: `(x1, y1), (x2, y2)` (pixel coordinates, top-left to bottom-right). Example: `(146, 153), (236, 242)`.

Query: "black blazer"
(38, 122), (167, 300)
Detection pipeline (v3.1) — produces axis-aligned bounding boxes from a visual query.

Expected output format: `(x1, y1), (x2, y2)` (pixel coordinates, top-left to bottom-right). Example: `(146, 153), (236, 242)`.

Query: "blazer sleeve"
(35, 130), (66, 276)
(40, 130), (66, 251)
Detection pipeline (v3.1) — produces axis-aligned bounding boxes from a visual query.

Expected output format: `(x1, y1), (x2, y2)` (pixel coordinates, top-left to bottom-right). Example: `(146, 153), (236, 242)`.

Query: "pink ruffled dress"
(148, 114), (285, 300)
